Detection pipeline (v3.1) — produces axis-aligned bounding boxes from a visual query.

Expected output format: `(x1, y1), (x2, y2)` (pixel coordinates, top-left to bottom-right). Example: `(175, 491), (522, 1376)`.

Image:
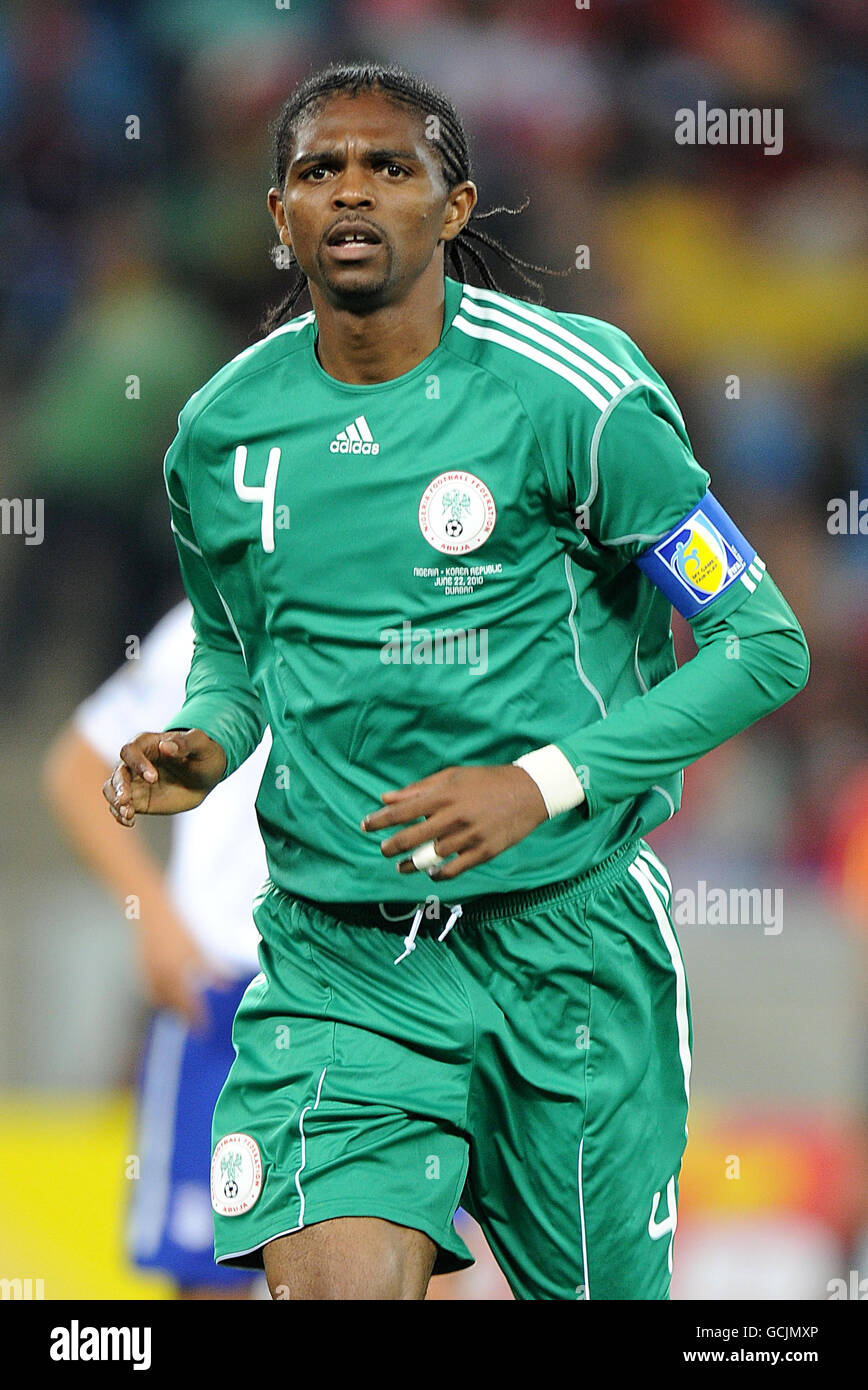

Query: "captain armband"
(635, 491), (764, 619)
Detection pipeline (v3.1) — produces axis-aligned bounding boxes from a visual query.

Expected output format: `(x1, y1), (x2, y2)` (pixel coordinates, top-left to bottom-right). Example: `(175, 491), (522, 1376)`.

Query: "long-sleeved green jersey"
(163, 275), (809, 902)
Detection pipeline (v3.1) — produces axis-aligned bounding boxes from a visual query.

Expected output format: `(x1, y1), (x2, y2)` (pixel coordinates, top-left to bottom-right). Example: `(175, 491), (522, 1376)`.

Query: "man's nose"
(331, 166), (375, 208)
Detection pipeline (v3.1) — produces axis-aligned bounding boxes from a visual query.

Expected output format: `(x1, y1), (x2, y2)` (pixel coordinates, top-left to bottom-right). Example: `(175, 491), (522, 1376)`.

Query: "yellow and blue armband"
(635, 491), (761, 619)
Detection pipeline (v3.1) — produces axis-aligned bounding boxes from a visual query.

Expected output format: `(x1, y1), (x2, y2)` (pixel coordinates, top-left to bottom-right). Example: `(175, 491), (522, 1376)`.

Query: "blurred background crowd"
(0, 0), (865, 1300)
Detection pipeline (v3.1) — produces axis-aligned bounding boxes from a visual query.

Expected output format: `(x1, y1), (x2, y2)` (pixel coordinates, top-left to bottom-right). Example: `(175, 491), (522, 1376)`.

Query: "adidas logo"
(330, 415), (380, 455)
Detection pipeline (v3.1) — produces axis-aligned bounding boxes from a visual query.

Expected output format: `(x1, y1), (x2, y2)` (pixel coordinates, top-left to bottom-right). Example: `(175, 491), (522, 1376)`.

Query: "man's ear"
(267, 188), (291, 247)
(441, 180), (477, 244)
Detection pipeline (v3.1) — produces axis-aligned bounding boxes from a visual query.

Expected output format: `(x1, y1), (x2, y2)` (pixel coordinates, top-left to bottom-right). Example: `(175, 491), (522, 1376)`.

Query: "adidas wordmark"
(330, 415), (379, 455)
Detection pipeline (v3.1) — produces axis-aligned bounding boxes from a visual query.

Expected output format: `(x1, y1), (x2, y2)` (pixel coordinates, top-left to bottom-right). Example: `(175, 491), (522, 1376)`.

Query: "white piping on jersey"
(213, 582), (249, 666)
(582, 378), (688, 523)
(170, 522), (202, 557)
(635, 614), (679, 820)
(634, 633), (649, 694)
(650, 785), (677, 820)
(225, 310), (315, 371)
(583, 380), (644, 515)
(457, 287), (692, 553)
(462, 284), (634, 389)
(453, 314), (611, 412)
(628, 858), (691, 1124)
(163, 314), (314, 525)
(564, 554), (608, 719)
(166, 490), (190, 514)
(459, 297), (623, 398)
(294, 1065), (328, 1227)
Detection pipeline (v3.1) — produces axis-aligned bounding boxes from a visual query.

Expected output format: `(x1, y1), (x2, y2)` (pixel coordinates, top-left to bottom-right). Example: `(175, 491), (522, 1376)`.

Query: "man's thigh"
(460, 843), (691, 1300)
(209, 895), (477, 1283)
(263, 1216), (437, 1300)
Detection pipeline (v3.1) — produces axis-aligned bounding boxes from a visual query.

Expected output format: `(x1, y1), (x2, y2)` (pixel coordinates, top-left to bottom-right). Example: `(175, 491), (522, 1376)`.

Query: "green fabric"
(163, 275), (808, 902)
(211, 840), (689, 1299)
(556, 569), (810, 819)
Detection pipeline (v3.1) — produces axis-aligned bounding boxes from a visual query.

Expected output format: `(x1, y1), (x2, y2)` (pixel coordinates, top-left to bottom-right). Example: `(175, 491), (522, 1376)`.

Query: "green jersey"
(164, 276), (808, 902)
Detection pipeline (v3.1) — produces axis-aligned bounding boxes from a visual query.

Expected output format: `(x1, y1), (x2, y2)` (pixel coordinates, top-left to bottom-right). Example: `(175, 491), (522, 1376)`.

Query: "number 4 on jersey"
(648, 1174), (678, 1273)
(234, 445), (282, 553)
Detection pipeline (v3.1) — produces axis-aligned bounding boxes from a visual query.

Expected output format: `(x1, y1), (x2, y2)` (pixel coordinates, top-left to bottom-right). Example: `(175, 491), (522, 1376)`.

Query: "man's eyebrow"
(289, 147), (422, 171)
(364, 149), (422, 164)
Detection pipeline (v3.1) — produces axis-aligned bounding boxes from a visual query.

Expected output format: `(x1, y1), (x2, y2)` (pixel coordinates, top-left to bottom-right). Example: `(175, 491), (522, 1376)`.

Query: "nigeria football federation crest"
(211, 1133), (263, 1217)
(418, 471), (496, 555)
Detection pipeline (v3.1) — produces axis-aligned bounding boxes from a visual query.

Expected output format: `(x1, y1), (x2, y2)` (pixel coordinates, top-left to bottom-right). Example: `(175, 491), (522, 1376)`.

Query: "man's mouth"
(325, 221), (384, 262)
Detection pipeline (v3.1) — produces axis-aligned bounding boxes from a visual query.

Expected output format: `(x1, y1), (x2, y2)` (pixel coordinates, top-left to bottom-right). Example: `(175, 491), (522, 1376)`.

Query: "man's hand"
(138, 910), (228, 1028)
(361, 765), (548, 881)
(103, 729), (227, 826)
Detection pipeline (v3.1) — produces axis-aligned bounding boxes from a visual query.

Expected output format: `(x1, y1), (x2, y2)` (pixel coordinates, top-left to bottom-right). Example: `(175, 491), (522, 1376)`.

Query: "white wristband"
(513, 745), (586, 819)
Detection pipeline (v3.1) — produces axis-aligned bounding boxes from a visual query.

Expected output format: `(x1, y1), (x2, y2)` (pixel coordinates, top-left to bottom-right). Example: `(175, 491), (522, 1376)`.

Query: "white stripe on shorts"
(577, 1136), (591, 1300)
(629, 858), (691, 1122)
(636, 846), (672, 902)
(294, 1066), (328, 1227)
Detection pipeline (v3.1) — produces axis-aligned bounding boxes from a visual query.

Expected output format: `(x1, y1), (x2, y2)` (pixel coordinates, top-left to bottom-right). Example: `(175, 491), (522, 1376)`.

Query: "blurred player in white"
(44, 600), (271, 1299)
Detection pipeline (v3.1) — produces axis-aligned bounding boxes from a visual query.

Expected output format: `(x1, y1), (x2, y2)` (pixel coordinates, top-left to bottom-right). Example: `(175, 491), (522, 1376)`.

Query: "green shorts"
(210, 838), (691, 1300)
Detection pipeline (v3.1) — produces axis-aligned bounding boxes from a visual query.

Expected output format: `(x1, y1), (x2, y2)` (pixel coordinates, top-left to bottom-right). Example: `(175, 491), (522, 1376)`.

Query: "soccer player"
(46, 601), (270, 1298)
(103, 63), (810, 1300)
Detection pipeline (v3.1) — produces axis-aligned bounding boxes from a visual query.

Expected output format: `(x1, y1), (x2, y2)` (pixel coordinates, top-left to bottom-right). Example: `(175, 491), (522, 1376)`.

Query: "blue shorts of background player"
(126, 975), (260, 1297)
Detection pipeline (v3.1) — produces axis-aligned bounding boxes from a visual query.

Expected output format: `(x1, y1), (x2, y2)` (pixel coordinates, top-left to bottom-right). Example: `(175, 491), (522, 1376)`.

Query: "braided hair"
(261, 60), (563, 334)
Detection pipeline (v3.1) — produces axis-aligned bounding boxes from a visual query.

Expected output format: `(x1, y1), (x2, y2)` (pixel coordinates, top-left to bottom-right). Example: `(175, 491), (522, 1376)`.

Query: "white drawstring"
(437, 903), (463, 942)
(393, 901), (464, 964)
(394, 903), (426, 965)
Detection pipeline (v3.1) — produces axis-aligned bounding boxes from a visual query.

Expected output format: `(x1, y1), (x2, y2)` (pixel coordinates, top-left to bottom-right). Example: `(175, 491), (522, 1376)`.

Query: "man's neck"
(311, 266), (446, 385)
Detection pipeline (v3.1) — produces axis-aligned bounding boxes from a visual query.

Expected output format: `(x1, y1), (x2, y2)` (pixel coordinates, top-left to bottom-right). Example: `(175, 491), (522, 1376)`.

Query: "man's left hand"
(362, 765), (548, 881)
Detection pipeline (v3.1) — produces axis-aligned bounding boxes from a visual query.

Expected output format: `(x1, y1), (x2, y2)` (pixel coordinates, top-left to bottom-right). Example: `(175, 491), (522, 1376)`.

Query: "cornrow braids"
(260, 60), (565, 335)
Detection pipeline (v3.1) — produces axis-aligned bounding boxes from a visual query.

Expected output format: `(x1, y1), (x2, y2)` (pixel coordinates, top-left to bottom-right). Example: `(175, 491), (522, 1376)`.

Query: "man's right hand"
(138, 910), (227, 1027)
(103, 729), (227, 825)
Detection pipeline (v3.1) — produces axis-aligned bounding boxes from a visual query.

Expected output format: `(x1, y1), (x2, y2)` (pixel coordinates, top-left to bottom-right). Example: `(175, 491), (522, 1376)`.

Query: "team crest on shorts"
(419, 471), (496, 555)
(211, 1133), (263, 1217)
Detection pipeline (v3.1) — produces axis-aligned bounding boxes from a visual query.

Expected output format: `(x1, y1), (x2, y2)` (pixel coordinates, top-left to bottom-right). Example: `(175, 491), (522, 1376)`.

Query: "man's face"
(268, 89), (476, 312)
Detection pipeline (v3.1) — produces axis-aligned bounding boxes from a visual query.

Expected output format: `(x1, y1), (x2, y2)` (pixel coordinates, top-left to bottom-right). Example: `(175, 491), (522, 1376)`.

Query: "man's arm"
(105, 411), (268, 825)
(549, 567), (808, 816)
(46, 726), (222, 1023)
(162, 408), (267, 780)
